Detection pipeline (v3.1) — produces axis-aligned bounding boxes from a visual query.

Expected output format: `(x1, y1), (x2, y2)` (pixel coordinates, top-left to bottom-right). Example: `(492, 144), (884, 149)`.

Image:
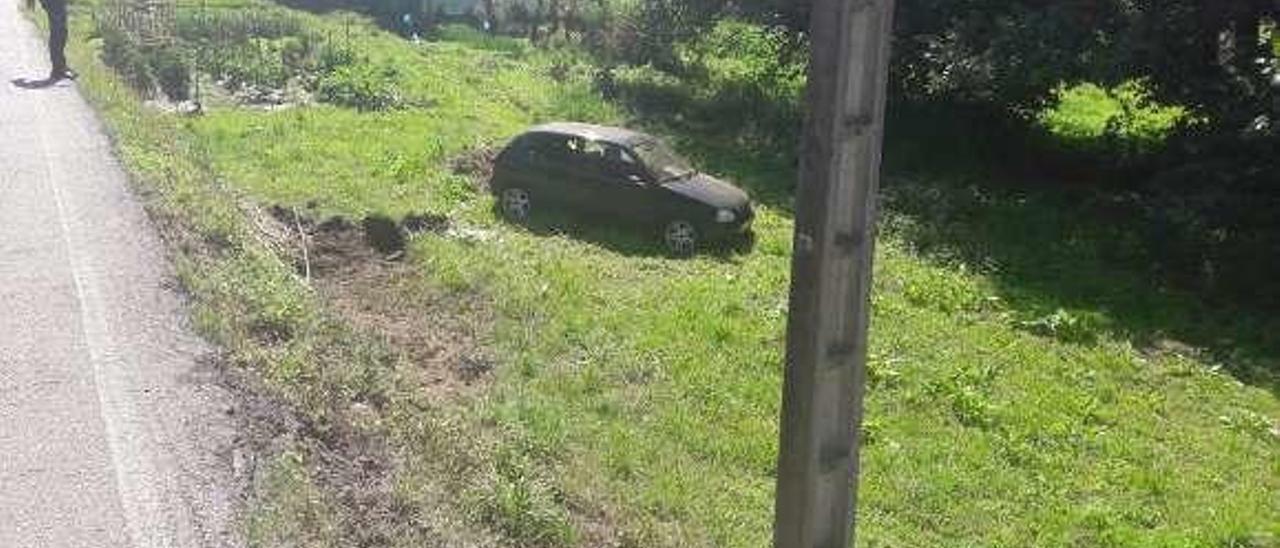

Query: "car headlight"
(715, 209), (737, 223)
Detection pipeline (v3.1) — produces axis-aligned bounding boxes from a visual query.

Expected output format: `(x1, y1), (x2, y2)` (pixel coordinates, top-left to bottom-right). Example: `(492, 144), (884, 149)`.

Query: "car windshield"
(633, 140), (695, 182)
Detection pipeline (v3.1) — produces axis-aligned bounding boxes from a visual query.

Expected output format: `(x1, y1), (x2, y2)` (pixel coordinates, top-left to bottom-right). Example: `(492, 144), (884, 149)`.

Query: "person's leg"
(41, 0), (69, 77)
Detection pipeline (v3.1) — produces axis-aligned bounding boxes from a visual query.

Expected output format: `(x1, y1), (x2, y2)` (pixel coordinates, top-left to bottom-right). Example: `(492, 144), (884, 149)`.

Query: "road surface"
(0, 2), (242, 547)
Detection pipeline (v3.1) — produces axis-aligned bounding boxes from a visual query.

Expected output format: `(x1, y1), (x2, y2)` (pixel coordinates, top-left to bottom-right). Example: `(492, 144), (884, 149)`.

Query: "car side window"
(523, 135), (551, 162)
(523, 135), (575, 164)
(581, 140), (606, 160)
(604, 145), (647, 181)
(564, 137), (588, 158)
(561, 138), (611, 176)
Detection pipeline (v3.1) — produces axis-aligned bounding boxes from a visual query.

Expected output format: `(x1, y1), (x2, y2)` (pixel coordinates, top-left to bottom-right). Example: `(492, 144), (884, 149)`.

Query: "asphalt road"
(1, 3), (242, 547)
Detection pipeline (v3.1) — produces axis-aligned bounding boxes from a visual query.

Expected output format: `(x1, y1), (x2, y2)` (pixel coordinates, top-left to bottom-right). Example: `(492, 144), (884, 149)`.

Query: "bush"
(99, 21), (156, 93)
(176, 9), (304, 44)
(314, 41), (357, 73)
(676, 19), (806, 107)
(612, 0), (717, 69)
(672, 19), (807, 148)
(179, 8), (331, 98)
(609, 64), (690, 112)
(1036, 80), (1189, 170)
(174, 6), (400, 109)
(206, 39), (293, 92)
(149, 46), (192, 101)
(98, 19), (191, 101)
(609, 19), (806, 142)
(315, 64), (403, 111)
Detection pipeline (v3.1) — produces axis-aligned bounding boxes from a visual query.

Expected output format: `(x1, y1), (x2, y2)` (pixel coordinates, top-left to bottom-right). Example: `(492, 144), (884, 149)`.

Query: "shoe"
(48, 68), (76, 82)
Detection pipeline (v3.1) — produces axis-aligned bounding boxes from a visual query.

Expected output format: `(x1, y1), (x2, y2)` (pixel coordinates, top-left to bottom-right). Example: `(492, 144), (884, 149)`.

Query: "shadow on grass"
(495, 205), (756, 261)
(625, 92), (1279, 393)
(880, 173), (1280, 395)
(875, 101), (1279, 393)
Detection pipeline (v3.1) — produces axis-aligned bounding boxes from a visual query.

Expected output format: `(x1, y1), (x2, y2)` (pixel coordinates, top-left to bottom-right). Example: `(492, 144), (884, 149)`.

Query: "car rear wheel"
(500, 188), (532, 222)
(663, 220), (698, 256)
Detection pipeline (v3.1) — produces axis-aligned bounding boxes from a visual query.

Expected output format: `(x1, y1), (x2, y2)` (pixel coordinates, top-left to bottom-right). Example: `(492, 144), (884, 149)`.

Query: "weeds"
(1037, 80), (1190, 168)
(174, 5), (406, 110)
(96, 17), (191, 100)
(315, 63), (403, 111)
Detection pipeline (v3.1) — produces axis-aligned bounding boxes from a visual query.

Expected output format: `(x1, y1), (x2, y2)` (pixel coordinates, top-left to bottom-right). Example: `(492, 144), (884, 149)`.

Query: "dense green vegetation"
(65, 0), (1279, 546)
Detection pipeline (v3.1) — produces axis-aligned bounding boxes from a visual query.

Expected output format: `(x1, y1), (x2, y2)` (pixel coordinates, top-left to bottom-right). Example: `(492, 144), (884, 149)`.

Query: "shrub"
(278, 35), (312, 68)
(98, 21), (156, 93)
(612, 0), (719, 69)
(676, 19), (806, 110)
(149, 46), (192, 101)
(674, 19), (807, 147)
(208, 39), (292, 92)
(314, 41), (358, 73)
(98, 19), (192, 101)
(315, 64), (403, 111)
(609, 64), (691, 113)
(1036, 80), (1189, 169)
(178, 8), (329, 98)
(176, 9), (304, 44)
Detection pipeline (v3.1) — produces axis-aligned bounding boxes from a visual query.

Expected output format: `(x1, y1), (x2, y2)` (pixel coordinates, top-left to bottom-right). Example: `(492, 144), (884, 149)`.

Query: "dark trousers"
(39, 0), (68, 73)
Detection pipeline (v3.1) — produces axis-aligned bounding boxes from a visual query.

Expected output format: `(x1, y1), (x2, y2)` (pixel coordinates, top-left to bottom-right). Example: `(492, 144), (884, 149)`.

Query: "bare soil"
(264, 206), (494, 399)
(448, 145), (498, 191)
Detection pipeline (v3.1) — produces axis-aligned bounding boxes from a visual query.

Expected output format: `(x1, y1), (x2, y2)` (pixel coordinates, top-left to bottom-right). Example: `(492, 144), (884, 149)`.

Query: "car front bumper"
(706, 205), (755, 240)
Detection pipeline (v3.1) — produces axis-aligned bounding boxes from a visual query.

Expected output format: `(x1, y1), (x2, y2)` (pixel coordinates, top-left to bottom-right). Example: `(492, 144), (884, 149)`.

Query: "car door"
(584, 143), (657, 223)
(558, 136), (603, 211)
(562, 139), (616, 215)
(522, 134), (585, 210)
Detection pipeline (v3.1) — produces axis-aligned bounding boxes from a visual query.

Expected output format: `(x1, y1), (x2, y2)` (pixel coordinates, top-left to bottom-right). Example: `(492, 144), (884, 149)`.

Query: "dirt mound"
(361, 215), (406, 257)
(448, 146), (498, 190)
(401, 212), (450, 235)
(261, 205), (488, 397)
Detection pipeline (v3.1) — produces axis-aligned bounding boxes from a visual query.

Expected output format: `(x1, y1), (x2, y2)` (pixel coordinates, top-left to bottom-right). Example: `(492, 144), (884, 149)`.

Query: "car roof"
(524, 122), (653, 146)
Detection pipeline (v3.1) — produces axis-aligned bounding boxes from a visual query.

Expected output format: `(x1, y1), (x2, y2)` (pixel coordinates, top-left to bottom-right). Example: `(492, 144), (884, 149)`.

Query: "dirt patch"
(217, 79), (313, 111)
(1143, 337), (1202, 359)
(205, 346), (448, 547)
(448, 146), (498, 190)
(243, 203), (630, 546)
(402, 212), (451, 235)
(263, 205), (491, 398)
(240, 205), (503, 544)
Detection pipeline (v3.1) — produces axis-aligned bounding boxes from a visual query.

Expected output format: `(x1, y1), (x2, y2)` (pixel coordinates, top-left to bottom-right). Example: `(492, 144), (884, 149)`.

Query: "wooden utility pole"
(773, 0), (896, 546)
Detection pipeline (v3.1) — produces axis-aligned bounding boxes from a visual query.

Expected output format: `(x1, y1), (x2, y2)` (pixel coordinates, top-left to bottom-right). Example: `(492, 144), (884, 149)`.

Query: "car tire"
(663, 219), (698, 257)
(500, 187), (532, 222)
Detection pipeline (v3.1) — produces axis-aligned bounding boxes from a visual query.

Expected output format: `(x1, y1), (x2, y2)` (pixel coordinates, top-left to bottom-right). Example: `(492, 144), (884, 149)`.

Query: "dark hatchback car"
(490, 123), (754, 255)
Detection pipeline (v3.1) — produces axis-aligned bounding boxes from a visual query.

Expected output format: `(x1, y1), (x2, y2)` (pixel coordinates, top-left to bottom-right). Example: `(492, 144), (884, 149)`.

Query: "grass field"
(68, 2), (1280, 546)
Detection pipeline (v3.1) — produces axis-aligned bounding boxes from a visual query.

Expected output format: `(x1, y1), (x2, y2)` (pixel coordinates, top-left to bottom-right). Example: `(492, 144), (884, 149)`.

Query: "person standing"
(26, 0), (74, 81)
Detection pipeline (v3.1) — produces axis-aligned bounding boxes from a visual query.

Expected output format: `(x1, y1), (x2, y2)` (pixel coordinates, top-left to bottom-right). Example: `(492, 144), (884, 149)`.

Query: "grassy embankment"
(63, 1), (1279, 546)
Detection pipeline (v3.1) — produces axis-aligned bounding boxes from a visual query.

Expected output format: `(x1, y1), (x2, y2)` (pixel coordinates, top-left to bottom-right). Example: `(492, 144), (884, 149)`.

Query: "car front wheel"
(663, 219), (698, 256)
(500, 187), (532, 222)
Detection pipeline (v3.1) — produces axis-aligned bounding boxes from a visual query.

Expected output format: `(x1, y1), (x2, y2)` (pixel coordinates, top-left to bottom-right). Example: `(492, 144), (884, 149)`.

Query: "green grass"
(191, 16), (618, 218)
(60, 4), (493, 546)
(78, 2), (1280, 546)
(1038, 80), (1189, 155)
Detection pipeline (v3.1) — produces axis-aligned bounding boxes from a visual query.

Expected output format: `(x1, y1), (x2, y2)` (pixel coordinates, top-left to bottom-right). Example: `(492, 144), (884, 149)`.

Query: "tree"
(887, 0), (1276, 132)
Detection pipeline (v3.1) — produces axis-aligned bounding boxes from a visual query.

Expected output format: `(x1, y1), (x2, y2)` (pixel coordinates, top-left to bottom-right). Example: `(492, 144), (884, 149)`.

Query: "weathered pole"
(772, 0), (896, 546)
